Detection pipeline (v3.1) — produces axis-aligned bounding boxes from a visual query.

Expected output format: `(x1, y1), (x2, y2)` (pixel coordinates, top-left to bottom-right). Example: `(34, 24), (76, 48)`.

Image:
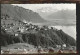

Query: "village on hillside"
(1, 14), (77, 54)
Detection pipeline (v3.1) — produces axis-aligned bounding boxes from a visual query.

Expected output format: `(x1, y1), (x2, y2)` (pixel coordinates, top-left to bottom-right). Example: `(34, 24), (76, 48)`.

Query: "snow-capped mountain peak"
(37, 7), (58, 13)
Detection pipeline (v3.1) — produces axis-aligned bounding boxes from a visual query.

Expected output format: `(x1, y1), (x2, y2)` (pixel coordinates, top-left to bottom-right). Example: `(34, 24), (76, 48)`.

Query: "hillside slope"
(1, 26), (76, 47)
(1, 4), (46, 23)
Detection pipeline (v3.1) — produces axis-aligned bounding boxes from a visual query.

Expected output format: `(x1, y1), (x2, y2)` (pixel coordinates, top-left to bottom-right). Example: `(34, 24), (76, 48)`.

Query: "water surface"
(52, 26), (76, 40)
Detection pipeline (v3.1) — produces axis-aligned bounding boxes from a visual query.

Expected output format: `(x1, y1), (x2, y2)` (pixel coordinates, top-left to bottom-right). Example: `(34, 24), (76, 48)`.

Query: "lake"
(52, 26), (76, 40)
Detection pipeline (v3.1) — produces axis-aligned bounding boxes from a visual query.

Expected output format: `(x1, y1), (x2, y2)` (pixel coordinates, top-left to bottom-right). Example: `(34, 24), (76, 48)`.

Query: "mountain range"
(1, 4), (76, 26)
(36, 7), (76, 26)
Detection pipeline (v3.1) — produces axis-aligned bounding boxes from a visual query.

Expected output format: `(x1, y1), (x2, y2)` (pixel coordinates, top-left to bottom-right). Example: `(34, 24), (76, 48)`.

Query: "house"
(58, 50), (63, 53)
(5, 29), (7, 30)
(56, 45), (61, 48)
(62, 44), (66, 48)
(18, 27), (25, 33)
(15, 33), (18, 36)
(2, 50), (10, 54)
(1, 50), (4, 54)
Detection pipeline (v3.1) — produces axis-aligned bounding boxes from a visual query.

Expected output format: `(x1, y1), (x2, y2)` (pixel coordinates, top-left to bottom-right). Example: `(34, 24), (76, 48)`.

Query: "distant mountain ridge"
(47, 9), (76, 20)
(36, 8), (76, 26)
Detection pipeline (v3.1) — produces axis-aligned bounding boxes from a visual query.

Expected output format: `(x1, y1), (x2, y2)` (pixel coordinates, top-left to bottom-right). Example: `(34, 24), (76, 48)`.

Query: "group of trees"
(1, 26), (76, 48)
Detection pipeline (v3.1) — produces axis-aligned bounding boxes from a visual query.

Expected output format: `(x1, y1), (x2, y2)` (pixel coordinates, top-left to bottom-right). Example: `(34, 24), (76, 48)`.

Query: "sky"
(12, 3), (76, 12)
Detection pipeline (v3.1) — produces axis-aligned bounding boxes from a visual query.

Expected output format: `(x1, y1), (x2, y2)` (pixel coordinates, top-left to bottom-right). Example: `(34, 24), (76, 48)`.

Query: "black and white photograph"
(1, 3), (76, 54)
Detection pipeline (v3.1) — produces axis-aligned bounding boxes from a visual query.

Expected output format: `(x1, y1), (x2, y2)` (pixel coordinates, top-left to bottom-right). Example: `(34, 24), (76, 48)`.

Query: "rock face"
(1, 4), (76, 48)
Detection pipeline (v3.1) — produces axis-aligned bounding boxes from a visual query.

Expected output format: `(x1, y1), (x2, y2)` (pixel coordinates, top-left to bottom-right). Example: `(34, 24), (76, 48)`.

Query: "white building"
(15, 33), (18, 36)
(63, 44), (66, 47)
